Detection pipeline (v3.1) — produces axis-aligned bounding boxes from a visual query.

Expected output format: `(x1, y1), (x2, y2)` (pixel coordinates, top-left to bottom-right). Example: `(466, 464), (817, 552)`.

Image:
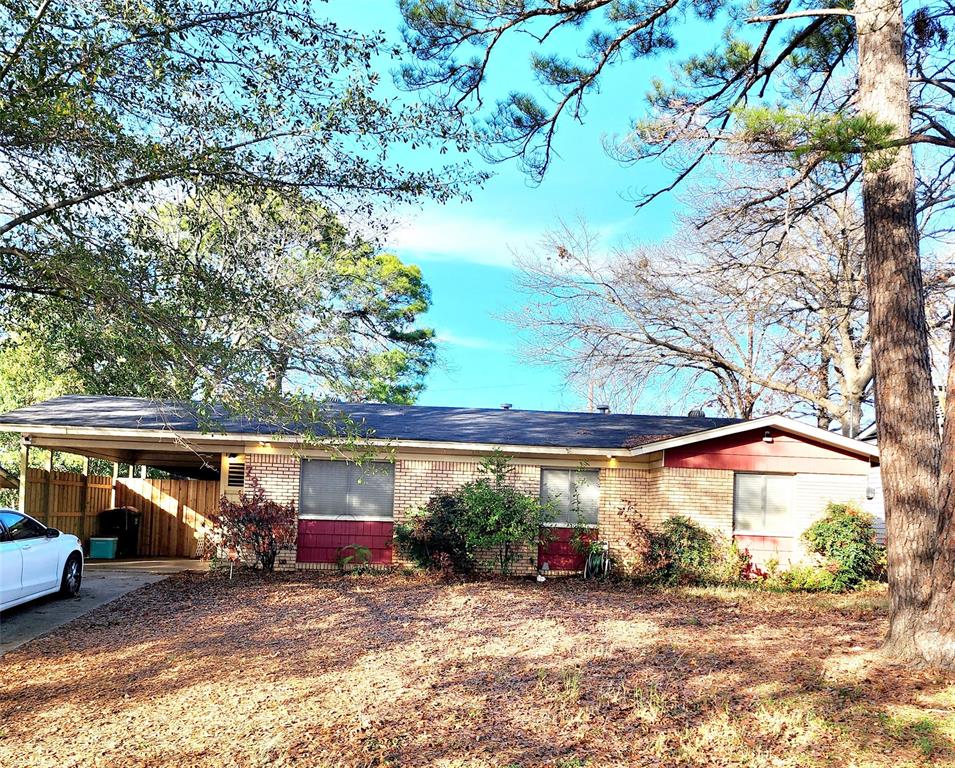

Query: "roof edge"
(0, 423), (637, 458)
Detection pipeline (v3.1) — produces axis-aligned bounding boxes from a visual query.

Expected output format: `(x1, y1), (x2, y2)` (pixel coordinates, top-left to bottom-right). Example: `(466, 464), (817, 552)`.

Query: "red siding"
(664, 429), (868, 474)
(733, 534), (795, 567)
(297, 519), (394, 564)
(538, 526), (590, 572)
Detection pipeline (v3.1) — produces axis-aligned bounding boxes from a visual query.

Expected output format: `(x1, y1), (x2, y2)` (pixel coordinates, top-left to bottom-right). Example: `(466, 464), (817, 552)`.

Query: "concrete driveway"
(0, 559), (207, 655)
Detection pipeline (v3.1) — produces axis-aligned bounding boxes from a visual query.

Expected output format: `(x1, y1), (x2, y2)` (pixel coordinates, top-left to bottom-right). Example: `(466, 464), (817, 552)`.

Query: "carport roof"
(0, 394), (742, 451)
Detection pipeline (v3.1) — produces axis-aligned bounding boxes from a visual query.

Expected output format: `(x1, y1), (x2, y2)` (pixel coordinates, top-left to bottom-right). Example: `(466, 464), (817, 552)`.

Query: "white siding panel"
(791, 473), (868, 560)
(865, 465), (886, 543)
(794, 473), (868, 532)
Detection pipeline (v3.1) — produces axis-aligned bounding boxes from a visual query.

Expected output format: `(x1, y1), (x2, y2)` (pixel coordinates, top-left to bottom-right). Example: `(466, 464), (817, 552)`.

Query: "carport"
(0, 396), (248, 557)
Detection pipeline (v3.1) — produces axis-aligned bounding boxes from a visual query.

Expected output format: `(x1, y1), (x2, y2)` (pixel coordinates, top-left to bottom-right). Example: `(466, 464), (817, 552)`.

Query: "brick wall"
(597, 465), (734, 574)
(245, 453), (300, 505)
(245, 452), (736, 576)
(393, 458), (540, 522)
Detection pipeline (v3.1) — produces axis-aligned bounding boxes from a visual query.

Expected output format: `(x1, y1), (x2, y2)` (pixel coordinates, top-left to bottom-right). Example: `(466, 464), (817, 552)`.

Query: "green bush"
(772, 563), (842, 592)
(395, 450), (556, 575)
(395, 492), (474, 574)
(801, 502), (881, 590)
(655, 515), (717, 585)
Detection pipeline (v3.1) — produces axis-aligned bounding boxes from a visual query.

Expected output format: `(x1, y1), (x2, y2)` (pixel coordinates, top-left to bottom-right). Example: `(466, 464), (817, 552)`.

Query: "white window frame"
(732, 472), (795, 537)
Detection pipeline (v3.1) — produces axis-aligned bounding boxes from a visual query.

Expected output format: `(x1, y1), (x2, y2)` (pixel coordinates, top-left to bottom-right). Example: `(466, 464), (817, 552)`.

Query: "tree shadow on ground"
(1, 572), (953, 768)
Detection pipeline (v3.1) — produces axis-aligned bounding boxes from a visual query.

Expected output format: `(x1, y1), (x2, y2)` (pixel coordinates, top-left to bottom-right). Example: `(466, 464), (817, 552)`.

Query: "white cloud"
(387, 207), (539, 268)
(435, 331), (507, 350)
(387, 205), (636, 269)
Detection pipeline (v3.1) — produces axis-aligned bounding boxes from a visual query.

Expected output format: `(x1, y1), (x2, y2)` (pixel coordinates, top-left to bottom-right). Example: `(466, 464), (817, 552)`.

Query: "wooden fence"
(23, 468), (219, 558)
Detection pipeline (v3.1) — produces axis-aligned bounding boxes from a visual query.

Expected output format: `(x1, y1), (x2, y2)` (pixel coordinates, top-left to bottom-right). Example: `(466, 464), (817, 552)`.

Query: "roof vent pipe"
(687, 408), (706, 418)
(596, 405), (610, 414)
(500, 403), (512, 410)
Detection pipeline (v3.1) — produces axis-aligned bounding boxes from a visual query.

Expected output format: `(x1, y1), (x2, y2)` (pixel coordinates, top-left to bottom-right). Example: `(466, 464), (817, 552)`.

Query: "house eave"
(0, 423), (635, 459)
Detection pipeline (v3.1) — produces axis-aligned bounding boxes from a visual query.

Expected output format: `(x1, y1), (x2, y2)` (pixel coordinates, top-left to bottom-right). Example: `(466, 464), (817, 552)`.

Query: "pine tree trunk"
(855, 0), (942, 660)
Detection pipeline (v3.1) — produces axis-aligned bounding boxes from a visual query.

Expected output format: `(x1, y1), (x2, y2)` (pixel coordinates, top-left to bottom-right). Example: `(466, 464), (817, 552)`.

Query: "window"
(733, 473), (793, 533)
(541, 468), (599, 525)
(300, 460), (395, 520)
(0, 512), (48, 541)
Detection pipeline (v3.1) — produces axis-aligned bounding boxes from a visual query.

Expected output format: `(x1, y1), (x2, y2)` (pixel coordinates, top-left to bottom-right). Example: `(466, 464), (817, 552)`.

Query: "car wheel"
(59, 554), (82, 598)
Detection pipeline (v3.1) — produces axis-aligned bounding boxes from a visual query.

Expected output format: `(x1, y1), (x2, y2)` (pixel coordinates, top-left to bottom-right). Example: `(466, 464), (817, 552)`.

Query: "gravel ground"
(2, 571), (953, 768)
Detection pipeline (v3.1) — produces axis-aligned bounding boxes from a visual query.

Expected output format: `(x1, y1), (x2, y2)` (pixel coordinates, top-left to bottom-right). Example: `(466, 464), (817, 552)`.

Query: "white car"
(0, 509), (83, 611)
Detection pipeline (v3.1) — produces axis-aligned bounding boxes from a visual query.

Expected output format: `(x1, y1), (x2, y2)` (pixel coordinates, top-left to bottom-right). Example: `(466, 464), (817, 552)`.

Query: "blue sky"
(339, 2), (702, 412)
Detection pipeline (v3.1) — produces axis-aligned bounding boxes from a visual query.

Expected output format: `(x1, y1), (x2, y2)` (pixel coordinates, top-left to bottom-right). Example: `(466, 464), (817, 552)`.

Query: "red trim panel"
(297, 519), (393, 564)
(664, 429), (869, 474)
(733, 534), (794, 565)
(538, 526), (591, 571)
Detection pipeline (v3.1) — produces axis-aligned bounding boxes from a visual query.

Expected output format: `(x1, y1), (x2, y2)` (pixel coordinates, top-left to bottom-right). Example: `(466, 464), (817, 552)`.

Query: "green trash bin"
(89, 537), (119, 559)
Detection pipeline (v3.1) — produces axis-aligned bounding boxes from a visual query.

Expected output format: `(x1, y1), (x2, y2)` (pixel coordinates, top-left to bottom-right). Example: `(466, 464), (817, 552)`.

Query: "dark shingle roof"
(0, 395), (742, 450)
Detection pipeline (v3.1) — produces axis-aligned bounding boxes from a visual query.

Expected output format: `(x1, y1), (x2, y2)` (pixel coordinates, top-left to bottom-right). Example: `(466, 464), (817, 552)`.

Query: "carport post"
(42, 449), (53, 522)
(110, 462), (119, 507)
(79, 456), (90, 541)
(17, 438), (29, 514)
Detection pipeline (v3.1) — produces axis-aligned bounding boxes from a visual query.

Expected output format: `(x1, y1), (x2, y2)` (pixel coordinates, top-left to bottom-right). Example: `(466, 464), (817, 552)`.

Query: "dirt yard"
(2, 572), (954, 768)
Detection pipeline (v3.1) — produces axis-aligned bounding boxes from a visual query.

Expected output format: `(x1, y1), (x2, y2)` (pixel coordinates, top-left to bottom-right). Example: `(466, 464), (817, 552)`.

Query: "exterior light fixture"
(763, 430), (773, 444)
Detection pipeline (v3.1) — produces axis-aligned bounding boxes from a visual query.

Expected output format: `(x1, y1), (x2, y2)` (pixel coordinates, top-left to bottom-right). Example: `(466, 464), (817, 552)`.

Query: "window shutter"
(733, 473), (794, 533)
(764, 474), (793, 530)
(300, 460), (394, 519)
(541, 469), (572, 521)
(733, 474), (766, 532)
(348, 464), (395, 518)
(300, 460), (350, 517)
(541, 468), (600, 525)
(574, 470), (600, 525)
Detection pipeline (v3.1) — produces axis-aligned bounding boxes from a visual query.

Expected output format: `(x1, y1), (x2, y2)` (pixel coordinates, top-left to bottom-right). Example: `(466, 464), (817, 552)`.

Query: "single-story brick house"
(0, 395), (880, 572)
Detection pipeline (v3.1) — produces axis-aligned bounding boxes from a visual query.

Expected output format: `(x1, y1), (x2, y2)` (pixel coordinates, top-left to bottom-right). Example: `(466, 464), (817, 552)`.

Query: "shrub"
(773, 563), (842, 592)
(706, 539), (767, 585)
(210, 477), (296, 572)
(396, 451), (556, 575)
(395, 492), (474, 574)
(655, 516), (717, 585)
(569, 515), (600, 557)
(801, 501), (881, 590)
(336, 544), (371, 573)
(607, 507), (668, 581)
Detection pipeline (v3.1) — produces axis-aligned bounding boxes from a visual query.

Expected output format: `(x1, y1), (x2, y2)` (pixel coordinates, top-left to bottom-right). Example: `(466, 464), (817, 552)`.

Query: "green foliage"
(654, 516), (717, 585)
(396, 450), (556, 575)
(569, 516), (601, 558)
(395, 492), (474, 575)
(1, 0), (475, 416)
(801, 502), (881, 591)
(336, 544), (372, 574)
(772, 563), (843, 593)
(733, 107), (897, 166)
(0, 190), (436, 466)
